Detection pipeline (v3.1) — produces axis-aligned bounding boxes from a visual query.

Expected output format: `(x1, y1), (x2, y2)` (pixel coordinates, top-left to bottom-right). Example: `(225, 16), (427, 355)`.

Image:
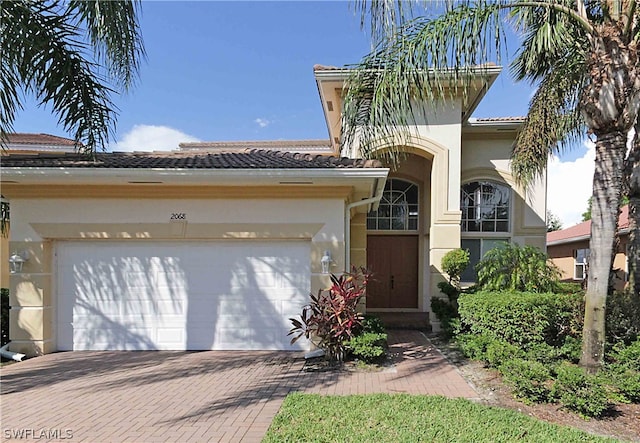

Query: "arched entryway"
(366, 178), (419, 309)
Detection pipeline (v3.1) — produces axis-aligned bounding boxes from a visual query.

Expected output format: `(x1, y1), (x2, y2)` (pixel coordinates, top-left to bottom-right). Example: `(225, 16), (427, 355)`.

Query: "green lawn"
(263, 393), (618, 443)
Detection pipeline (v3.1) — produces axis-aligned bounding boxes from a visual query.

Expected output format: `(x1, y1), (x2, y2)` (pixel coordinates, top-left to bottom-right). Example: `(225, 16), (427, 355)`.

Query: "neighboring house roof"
(547, 205), (630, 246)
(179, 139), (332, 153)
(4, 133), (77, 146)
(2, 133), (79, 152)
(0, 149), (382, 169)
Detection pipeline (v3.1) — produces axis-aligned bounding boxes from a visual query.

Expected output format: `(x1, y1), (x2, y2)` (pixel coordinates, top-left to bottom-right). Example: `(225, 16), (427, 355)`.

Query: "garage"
(56, 241), (310, 351)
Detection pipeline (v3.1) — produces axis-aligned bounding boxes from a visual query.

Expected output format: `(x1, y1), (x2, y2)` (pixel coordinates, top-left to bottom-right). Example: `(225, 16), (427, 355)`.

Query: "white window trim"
(460, 180), (512, 234)
(574, 248), (589, 281)
(367, 178), (419, 233)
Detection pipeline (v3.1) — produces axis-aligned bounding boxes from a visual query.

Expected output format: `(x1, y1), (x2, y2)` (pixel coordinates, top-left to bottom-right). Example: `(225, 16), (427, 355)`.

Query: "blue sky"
(12, 1), (593, 225)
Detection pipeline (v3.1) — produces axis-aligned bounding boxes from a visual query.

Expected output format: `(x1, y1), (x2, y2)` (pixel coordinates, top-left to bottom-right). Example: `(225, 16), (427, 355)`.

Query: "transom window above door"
(367, 179), (418, 231)
(461, 181), (510, 232)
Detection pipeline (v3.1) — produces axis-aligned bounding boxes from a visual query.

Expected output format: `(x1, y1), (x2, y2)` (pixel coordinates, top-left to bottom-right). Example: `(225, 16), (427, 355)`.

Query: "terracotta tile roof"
(4, 133), (78, 146)
(0, 149), (383, 169)
(314, 62), (500, 72)
(313, 64), (343, 72)
(179, 139), (332, 152)
(547, 205), (630, 244)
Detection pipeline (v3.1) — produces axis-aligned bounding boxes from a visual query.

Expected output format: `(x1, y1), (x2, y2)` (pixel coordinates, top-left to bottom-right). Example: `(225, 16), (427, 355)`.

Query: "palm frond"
(510, 0), (591, 82)
(353, 0), (413, 46)
(511, 59), (587, 186)
(66, 0), (145, 90)
(1, 0), (126, 153)
(343, 2), (511, 163)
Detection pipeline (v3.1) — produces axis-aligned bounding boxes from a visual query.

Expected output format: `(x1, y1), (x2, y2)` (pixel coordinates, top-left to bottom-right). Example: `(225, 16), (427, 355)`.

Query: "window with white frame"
(367, 179), (419, 231)
(460, 180), (511, 282)
(461, 181), (510, 233)
(574, 248), (590, 280)
(460, 238), (509, 282)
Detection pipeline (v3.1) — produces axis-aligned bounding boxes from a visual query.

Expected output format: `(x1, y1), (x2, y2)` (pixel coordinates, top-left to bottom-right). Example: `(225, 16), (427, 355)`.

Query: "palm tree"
(0, 0), (145, 153)
(345, 0), (639, 370)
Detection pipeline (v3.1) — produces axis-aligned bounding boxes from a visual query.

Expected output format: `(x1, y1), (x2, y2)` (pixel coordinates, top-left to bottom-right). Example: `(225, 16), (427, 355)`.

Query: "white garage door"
(56, 241), (310, 351)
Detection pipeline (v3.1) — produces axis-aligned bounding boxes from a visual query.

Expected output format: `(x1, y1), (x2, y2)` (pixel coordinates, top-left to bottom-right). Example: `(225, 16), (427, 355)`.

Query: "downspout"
(344, 178), (385, 272)
(0, 343), (25, 362)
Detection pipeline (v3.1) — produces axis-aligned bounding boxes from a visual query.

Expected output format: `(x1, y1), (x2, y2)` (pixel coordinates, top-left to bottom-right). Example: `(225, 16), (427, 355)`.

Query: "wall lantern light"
(320, 250), (332, 274)
(9, 251), (29, 274)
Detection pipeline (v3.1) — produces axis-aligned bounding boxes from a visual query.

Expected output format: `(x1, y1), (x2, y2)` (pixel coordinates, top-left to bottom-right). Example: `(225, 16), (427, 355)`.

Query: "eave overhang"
(314, 65), (504, 152)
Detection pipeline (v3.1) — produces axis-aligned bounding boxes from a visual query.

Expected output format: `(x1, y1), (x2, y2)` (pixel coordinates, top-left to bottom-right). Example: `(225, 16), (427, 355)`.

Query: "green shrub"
(1, 288), (9, 347)
(431, 296), (459, 339)
(558, 336), (582, 363)
(436, 281), (459, 301)
(456, 333), (494, 360)
(523, 342), (560, 365)
(602, 364), (640, 403)
(556, 282), (584, 294)
(441, 248), (469, 289)
(608, 339), (640, 371)
(458, 291), (583, 347)
(485, 340), (524, 368)
(606, 290), (640, 345)
(522, 337), (581, 365)
(360, 314), (386, 335)
(290, 268), (371, 361)
(500, 359), (552, 403)
(346, 332), (387, 362)
(432, 249), (470, 339)
(551, 363), (609, 417)
(476, 243), (561, 293)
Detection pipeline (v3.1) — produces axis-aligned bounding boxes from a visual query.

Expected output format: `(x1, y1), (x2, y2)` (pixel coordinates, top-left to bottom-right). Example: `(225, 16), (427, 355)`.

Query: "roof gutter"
(547, 227), (630, 247)
(0, 167), (389, 185)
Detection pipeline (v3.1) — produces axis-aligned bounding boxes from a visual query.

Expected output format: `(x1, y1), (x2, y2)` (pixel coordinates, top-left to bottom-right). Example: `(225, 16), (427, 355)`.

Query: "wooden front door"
(366, 235), (418, 309)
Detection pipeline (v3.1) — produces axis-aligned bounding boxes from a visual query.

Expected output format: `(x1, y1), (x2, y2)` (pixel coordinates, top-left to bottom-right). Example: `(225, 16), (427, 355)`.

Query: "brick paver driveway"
(1, 331), (476, 443)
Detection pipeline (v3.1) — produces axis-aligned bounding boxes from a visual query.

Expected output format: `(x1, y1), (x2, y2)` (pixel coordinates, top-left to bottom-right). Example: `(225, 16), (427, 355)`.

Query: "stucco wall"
(548, 236), (629, 291)
(461, 133), (547, 247)
(8, 195), (348, 355)
(1, 235), (8, 288)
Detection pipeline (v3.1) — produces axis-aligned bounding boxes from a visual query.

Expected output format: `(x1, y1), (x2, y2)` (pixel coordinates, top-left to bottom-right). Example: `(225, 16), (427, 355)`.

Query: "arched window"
(461, 181), (510, 232)
(367, 179), (418, 231)
(460, 180), (511, 282)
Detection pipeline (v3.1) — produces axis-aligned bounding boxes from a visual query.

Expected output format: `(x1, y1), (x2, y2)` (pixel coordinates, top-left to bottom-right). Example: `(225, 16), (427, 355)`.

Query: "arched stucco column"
(369, 135), (461, 329)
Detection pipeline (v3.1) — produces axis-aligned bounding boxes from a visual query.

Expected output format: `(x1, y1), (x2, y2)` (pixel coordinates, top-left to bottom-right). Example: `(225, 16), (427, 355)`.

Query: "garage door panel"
(73, 326), (156, 351)
(230, 272), (277, 290)
(57, 241), (310, 351)
(156, 328), (185, 346)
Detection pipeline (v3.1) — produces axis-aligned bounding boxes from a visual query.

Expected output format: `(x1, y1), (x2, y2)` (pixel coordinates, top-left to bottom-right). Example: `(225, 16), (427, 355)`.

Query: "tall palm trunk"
(581, 132), (627, 370)
(579, 28), (640, 371)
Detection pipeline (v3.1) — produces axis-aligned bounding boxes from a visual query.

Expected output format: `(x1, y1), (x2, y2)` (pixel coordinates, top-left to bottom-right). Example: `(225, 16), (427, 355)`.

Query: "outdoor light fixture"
(320, 250), (332, 274)
(9, 251), (28, 274)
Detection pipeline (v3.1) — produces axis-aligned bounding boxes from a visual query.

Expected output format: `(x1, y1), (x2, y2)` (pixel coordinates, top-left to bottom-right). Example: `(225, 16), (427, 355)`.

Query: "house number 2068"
(170, 213), (186, 220)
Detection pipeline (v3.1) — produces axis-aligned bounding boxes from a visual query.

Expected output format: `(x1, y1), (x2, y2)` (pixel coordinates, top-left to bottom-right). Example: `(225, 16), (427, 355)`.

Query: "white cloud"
(254, 118), (270, 128)
(547, 139), (595, 227)
(113, 124), (200, 152)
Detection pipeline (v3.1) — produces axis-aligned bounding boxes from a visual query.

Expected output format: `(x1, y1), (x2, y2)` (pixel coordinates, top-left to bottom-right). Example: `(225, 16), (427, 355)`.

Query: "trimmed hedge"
(457, 291), (583, 347)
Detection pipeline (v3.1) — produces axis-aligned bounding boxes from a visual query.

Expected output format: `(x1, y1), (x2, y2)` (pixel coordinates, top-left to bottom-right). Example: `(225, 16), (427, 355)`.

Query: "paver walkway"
(0, 331), (476, 443)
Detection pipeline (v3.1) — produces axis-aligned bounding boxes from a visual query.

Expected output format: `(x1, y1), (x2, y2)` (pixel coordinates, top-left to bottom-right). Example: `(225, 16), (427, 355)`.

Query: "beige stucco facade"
(2, 66), (550, 353)
(3, 179), (386, 355)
